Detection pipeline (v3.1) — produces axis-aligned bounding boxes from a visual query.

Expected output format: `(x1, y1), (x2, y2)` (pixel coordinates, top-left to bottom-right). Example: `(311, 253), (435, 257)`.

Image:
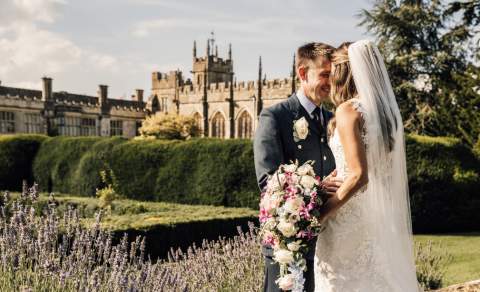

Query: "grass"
(414, 233), (480, 286)
(10, 192), (258, 231)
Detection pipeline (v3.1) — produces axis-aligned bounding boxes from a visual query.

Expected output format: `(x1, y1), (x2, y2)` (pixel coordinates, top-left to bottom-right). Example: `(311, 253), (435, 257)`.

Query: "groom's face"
(301, 57), (332, 105)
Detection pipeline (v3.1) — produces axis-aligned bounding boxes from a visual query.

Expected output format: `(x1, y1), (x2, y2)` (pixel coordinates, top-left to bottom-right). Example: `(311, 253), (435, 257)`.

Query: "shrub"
(21, 134), (480, 232)
(415, 240), (453, 290)
(406, 135), (480, 232)
(0, 134), (47, 191)
(33, 136), (126, 195)
(138, 112), (201, 140)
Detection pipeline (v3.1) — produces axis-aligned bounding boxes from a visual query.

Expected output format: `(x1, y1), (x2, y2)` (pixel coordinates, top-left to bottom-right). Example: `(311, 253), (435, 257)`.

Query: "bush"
(406, 135), (480, 233)
(415, 240), (453, 290)
(474, 135), (480, 159)
(33, 136), (126, 195)
(138, 112), (201, 140)
(0, 134), (47, 191)
(21, 134), (480, 232)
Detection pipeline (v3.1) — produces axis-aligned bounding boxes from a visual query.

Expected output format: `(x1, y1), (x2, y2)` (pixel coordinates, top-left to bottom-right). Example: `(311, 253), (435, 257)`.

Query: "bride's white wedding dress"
(314, 99), (395, 291)
(313, 39), (421, 292)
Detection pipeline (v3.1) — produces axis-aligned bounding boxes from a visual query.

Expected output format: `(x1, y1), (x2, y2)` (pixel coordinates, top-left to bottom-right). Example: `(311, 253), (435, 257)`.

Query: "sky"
(0, 0), (373, 99)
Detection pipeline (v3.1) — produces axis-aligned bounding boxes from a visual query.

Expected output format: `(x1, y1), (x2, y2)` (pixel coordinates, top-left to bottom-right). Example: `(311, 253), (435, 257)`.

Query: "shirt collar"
(296, 89), (321, 117)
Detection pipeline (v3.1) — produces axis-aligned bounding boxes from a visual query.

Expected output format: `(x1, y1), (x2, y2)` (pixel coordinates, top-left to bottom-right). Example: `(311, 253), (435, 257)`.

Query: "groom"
(254, 42), (341, 292)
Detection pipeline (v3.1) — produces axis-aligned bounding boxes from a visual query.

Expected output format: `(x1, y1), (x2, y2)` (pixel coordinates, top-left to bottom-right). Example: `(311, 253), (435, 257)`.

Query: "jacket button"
(298, 145), (302, 149)
(323, 156), (327, 160)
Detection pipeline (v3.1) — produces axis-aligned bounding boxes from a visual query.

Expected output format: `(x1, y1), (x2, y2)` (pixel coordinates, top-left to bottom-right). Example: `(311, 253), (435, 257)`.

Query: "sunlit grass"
(414, 233), (480, 286)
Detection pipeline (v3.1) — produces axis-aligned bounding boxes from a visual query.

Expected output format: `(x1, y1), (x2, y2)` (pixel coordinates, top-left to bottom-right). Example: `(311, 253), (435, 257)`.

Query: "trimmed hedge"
(0, 134), (47, 191)
(406, 135), (480, 233)
(32, 137), (259, 208)
(2, 134), (479, 232)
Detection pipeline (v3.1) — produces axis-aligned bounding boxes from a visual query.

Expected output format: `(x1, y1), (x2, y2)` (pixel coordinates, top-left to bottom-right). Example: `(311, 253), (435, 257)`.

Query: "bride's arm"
(319, 101), (368, 219)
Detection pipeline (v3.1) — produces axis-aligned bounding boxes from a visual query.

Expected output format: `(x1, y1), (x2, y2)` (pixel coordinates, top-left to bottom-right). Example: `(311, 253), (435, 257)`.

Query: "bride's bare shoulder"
(335, 99), (363, 125)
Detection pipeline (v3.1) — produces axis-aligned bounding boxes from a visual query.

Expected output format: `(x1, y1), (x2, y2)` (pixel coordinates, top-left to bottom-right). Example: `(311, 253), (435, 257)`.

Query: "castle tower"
(192, 36), (233, 86)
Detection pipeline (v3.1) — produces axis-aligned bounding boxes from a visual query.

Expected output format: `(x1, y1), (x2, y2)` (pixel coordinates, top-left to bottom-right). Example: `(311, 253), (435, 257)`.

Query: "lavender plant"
(0, 183), (449, 291)
(0, 183), (263, 292)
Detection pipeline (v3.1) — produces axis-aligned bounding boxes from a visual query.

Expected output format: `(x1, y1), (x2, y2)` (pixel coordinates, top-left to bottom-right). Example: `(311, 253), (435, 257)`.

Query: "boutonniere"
(293, 117), (309, 142)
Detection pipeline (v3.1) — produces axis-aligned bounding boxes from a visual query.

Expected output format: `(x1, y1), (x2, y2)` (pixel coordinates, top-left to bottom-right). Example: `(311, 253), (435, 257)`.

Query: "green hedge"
(31, 137), (259, 208)
(406, 135), (480, 233)
(0, 134), (47, 191)
(2, 134), (480, 232)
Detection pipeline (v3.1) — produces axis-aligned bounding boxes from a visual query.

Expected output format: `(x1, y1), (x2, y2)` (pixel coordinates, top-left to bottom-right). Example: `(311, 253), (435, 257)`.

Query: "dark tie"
(312, 107), (321, 123)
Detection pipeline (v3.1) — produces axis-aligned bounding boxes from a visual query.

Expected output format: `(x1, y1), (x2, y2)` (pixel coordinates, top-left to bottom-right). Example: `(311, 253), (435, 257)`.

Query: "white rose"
(260, 194), (281, 211)
(283, 196), (304, 214)
(273, 248), (294, 265)
(300, 175), (318, 189)
(277, 274), (295, 290)
(287, 240), (302, 252)
(283, 163), (298, 173)
(277, 219), (297, 237)
(263, 217), (277, 230)
(297, 164), (314, 176)
(267, 172), (286, 192)
(293, 117), (309, 140)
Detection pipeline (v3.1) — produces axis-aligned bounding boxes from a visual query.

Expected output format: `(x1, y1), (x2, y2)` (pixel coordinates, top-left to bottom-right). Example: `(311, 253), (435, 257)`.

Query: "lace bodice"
(314, 98), (397, 292)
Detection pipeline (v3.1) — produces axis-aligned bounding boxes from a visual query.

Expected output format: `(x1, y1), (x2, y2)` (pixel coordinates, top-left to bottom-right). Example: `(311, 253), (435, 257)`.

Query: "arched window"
(151, 95), (160, 113)
(237, 110), (253, 139)
(192, 112), (203, 132)
(211, 112), (225, 138)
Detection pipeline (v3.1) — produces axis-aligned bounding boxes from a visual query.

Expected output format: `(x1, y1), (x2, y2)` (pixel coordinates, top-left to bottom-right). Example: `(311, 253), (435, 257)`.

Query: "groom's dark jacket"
(253, 93), (336, 260)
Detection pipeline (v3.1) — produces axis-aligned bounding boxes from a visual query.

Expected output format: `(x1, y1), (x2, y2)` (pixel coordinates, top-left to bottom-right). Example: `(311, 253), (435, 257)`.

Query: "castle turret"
(192, 39), (234, 87)
(193, 40), (197, 58)
(256, 56), (263, 117)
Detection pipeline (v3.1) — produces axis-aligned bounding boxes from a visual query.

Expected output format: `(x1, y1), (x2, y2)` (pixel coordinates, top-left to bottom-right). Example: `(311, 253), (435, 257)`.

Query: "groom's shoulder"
(260, 94), (295, 117)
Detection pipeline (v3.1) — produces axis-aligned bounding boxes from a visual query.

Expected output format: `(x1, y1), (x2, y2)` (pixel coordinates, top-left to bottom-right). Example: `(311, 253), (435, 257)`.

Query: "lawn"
(10, 192), (258, 231)
(414, 233), (480, 286)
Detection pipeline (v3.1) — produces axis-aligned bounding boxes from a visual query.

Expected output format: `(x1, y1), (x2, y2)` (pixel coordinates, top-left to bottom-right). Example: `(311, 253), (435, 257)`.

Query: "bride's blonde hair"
(328, 42), (357, 137)
(328, 41), (396, 151)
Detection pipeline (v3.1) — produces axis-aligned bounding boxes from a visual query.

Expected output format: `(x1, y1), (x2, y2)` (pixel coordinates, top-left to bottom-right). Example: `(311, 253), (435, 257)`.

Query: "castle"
(0, 36), (298, 139)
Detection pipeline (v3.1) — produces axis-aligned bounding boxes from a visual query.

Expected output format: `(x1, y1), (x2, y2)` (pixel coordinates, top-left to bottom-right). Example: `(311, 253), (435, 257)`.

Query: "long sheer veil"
(348, 40), (420, 291)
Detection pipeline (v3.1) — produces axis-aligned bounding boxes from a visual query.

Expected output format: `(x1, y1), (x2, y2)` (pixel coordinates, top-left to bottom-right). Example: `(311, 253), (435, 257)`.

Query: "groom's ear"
(298, 66), (308, 82)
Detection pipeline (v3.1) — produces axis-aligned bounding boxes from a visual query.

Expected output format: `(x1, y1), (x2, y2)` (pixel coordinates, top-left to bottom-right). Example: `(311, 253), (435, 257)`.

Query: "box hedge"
(0, 134), (47, 191)
(1, 134), (479, 232)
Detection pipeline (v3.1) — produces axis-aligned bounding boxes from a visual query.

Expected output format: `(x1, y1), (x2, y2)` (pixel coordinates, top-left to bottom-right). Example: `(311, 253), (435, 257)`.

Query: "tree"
(360, 0), (479, 145)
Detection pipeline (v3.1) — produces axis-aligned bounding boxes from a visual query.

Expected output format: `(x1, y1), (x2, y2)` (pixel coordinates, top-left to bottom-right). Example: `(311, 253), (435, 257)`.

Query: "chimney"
(42, 77), (53, 101)
(98, 84), (108, 105)
(135, 89), (144, 102)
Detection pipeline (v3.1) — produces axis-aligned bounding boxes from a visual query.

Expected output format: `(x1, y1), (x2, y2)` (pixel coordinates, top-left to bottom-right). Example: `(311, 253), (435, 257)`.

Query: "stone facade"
(149, 38), (299, 139)
(0, 37), (299, 139)
(0, 78), (148, 138)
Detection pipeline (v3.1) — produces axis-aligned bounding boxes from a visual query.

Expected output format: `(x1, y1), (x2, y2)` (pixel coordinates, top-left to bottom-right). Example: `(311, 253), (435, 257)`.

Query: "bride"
(314, 40), (422, 292)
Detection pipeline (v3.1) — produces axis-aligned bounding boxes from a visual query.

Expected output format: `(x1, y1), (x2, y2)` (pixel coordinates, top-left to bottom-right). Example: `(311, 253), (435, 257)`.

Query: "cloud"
(0, 0), (129, 95)
(0, 0), (66, 25)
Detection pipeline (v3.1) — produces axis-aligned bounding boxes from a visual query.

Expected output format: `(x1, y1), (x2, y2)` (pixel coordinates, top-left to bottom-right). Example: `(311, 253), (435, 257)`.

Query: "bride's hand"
(322, 170), (344, 197)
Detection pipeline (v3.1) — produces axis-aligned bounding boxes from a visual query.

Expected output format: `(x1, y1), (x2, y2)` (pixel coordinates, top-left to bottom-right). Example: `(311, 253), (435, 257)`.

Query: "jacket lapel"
(287, 93), (321, 136)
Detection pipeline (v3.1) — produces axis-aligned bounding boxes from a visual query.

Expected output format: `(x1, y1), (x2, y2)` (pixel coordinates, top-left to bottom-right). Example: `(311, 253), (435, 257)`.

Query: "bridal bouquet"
(259, 160), (328, 291)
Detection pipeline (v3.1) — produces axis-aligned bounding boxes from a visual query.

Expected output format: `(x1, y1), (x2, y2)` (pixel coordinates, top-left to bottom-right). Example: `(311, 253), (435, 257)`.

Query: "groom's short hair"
(296, 42), (334, 70)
